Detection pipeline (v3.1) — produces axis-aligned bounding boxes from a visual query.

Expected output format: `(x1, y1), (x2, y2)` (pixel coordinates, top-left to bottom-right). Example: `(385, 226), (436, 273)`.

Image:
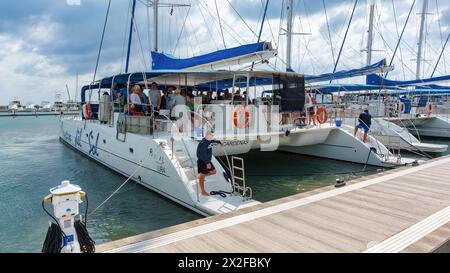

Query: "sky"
(1, 0), (450, 105)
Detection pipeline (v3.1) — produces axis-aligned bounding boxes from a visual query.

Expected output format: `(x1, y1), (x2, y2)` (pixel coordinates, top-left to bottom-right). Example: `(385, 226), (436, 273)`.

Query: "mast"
(416, 0), (428, 79)
(366, 0), (375, 66)
(125, 0), (137, 73)
(75, 72), (79, 103)
(286, 0), (294, 71)
(153, 0), (159, 52)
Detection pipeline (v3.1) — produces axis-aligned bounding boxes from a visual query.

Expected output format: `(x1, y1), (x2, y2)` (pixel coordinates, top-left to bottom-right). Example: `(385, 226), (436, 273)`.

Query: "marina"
(1, 0), (450, 257)
(98, 155), (450, 253)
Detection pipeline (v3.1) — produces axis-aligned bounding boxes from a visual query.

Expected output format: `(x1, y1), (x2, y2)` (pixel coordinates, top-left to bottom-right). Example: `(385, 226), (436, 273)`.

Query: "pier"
(0, 111), (79, 117)
(97, 156), (450, 253)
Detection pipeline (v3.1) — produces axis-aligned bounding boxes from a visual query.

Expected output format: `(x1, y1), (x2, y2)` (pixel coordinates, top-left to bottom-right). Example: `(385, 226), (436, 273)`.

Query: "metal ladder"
(231, 156), (252, 200)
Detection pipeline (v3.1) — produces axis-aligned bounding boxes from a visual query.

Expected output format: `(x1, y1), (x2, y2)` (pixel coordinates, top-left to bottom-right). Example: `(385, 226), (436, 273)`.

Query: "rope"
(251, 0), (270, 71)
(214, 0), (227, 48)
(173, 5), (191, 55)
(331, 0), (358, 80)
(88, 157), (149, 216)
(323, 0), (336, 66)
(89, 0), (112, 102)
(93, 0), (111, 81)
(386, 0), (415, 78)
(197, 1), (220, 51)
(225, 0), (258, 38)
(120, 0), (132, 73)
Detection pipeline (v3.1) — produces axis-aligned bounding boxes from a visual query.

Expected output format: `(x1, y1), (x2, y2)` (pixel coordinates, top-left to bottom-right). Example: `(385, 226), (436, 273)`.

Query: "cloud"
(1, 0), (450, 105)
(67, 0), (81, 6)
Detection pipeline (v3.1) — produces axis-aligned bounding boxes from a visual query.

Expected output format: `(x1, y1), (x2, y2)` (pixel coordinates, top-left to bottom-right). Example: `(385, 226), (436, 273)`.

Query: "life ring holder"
(233, 106), (251, 129)
(398, 102), (405, 114)
(426, 102), (433, 115)
(316, 107), (328, 124)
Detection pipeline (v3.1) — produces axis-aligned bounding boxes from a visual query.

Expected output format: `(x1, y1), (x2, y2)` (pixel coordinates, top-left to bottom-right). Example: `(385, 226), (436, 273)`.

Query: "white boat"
(8, 99), (23, 112)
(40, 101), (52, 112)
(60, 70), (418, 216)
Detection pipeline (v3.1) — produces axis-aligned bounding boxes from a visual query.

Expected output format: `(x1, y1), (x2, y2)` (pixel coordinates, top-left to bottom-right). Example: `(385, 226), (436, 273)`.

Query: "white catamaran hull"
(387, 116), (450, 138)
(59, 116), (259, 216)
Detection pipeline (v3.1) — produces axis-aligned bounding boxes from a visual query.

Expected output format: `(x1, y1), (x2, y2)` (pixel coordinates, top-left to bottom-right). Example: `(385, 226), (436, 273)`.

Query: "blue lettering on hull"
(88, 131), (100, 157)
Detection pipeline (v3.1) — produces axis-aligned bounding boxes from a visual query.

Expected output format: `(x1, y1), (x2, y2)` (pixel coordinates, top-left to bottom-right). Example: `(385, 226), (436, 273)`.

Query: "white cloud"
(2, 0), (450, 105)
(66, 0), (81, 6)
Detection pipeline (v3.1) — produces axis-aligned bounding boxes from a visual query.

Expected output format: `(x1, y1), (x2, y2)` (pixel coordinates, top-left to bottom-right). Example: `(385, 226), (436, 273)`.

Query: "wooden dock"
(97, 156), (450, 253)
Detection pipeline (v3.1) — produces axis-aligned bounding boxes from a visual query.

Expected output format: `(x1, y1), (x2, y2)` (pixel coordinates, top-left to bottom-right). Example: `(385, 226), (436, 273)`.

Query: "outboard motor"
(42, 180), (95, 253)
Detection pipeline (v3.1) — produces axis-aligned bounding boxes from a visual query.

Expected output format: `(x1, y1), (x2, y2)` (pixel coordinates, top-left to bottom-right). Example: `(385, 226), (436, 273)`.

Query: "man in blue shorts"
(196, 131), (224, 196)
(354, 109), (372, 143)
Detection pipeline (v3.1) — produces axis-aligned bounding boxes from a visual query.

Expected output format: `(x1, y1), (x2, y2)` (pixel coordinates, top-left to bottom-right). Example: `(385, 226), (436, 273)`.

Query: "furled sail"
(151, 42), (276, 70)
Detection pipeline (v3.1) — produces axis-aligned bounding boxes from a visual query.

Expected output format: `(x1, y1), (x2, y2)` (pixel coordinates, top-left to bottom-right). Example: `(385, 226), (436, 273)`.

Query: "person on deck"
(119, 82), (132, 112)
(354, 109), (372, 143)
(196, 131), (224, 196)
(130, 85), (143, 115)
(305, 92), (316, 126)
(149, 82), (162, 114)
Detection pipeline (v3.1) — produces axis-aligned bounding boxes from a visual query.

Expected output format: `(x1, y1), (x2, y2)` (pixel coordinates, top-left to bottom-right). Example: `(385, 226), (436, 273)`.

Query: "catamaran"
(59, 0), (417, 216)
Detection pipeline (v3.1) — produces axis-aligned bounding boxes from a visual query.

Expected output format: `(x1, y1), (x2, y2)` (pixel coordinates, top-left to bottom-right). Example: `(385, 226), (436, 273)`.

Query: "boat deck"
(97, 156), (450, 253)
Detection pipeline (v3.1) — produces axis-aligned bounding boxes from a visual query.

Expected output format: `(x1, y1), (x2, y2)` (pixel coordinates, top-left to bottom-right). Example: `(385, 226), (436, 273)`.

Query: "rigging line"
(131, 12), (149, 70)
(323, 0), (336, 66)
(274, 0), (286, 70)
(225, 0), (258, 38)
(386, 0), (415, 78)
(214, 0), (227, 48)
(173, 5), (191, 55)
(435, 0), (447, 73)
(330, 0), (358, 82)
(90, 0), (112, 102)
(198, 0), (246, 45)
(197, 1), (220, 50)
(391, 0), (407, 80)
(431, 31), (450, 77)
(262, 0), (277, 45)
(187, 14), (201, 56)
(251, 0), (270, 71)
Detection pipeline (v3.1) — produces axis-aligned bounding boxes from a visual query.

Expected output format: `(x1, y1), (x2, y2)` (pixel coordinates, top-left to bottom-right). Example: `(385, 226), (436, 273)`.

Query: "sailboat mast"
(286, 0), (294, 71)
(366, 0), (375, 66)
(416, 0), (428, 79)
(153, 0), (159, 52)
(125, 0), (137, 73)
(75, 72), (79, 104)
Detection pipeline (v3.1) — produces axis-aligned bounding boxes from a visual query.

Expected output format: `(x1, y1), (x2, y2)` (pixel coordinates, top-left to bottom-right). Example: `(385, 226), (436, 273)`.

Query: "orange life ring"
(316, 107), (328, 124)
(85, 103), (92, 119)
(398, 102), (405, 114)
(233, 106), (250, 129)
(426, 102), (433, 114)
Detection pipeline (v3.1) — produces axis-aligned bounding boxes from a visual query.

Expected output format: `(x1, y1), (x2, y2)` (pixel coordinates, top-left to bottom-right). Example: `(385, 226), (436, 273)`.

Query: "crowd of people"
(111, 82), (258, 117)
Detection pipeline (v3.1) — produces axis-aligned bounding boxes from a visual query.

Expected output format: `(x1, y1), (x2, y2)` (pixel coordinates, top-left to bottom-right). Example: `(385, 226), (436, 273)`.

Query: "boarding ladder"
(231, 157), (252, 201)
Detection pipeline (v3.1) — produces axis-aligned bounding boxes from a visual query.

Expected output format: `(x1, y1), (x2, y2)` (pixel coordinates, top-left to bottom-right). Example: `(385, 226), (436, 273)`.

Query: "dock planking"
(97, 156), (450, 253)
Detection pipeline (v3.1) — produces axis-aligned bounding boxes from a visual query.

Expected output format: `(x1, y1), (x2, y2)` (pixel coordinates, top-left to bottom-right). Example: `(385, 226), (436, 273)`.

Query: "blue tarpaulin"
(305, 59), (390, 83)
(367, 74), (450, 87)
(151, 42), (272, 70)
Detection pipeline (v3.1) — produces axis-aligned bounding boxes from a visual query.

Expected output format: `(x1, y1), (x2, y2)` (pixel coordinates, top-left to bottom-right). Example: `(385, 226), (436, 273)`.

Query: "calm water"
(0, 116), (448, 252)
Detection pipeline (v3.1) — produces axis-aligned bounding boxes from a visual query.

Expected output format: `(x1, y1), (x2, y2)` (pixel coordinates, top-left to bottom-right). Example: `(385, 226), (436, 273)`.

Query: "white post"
(416, 0), (428, 79)
(367, 0), (375, 66)
(286, 0), (294, 71)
